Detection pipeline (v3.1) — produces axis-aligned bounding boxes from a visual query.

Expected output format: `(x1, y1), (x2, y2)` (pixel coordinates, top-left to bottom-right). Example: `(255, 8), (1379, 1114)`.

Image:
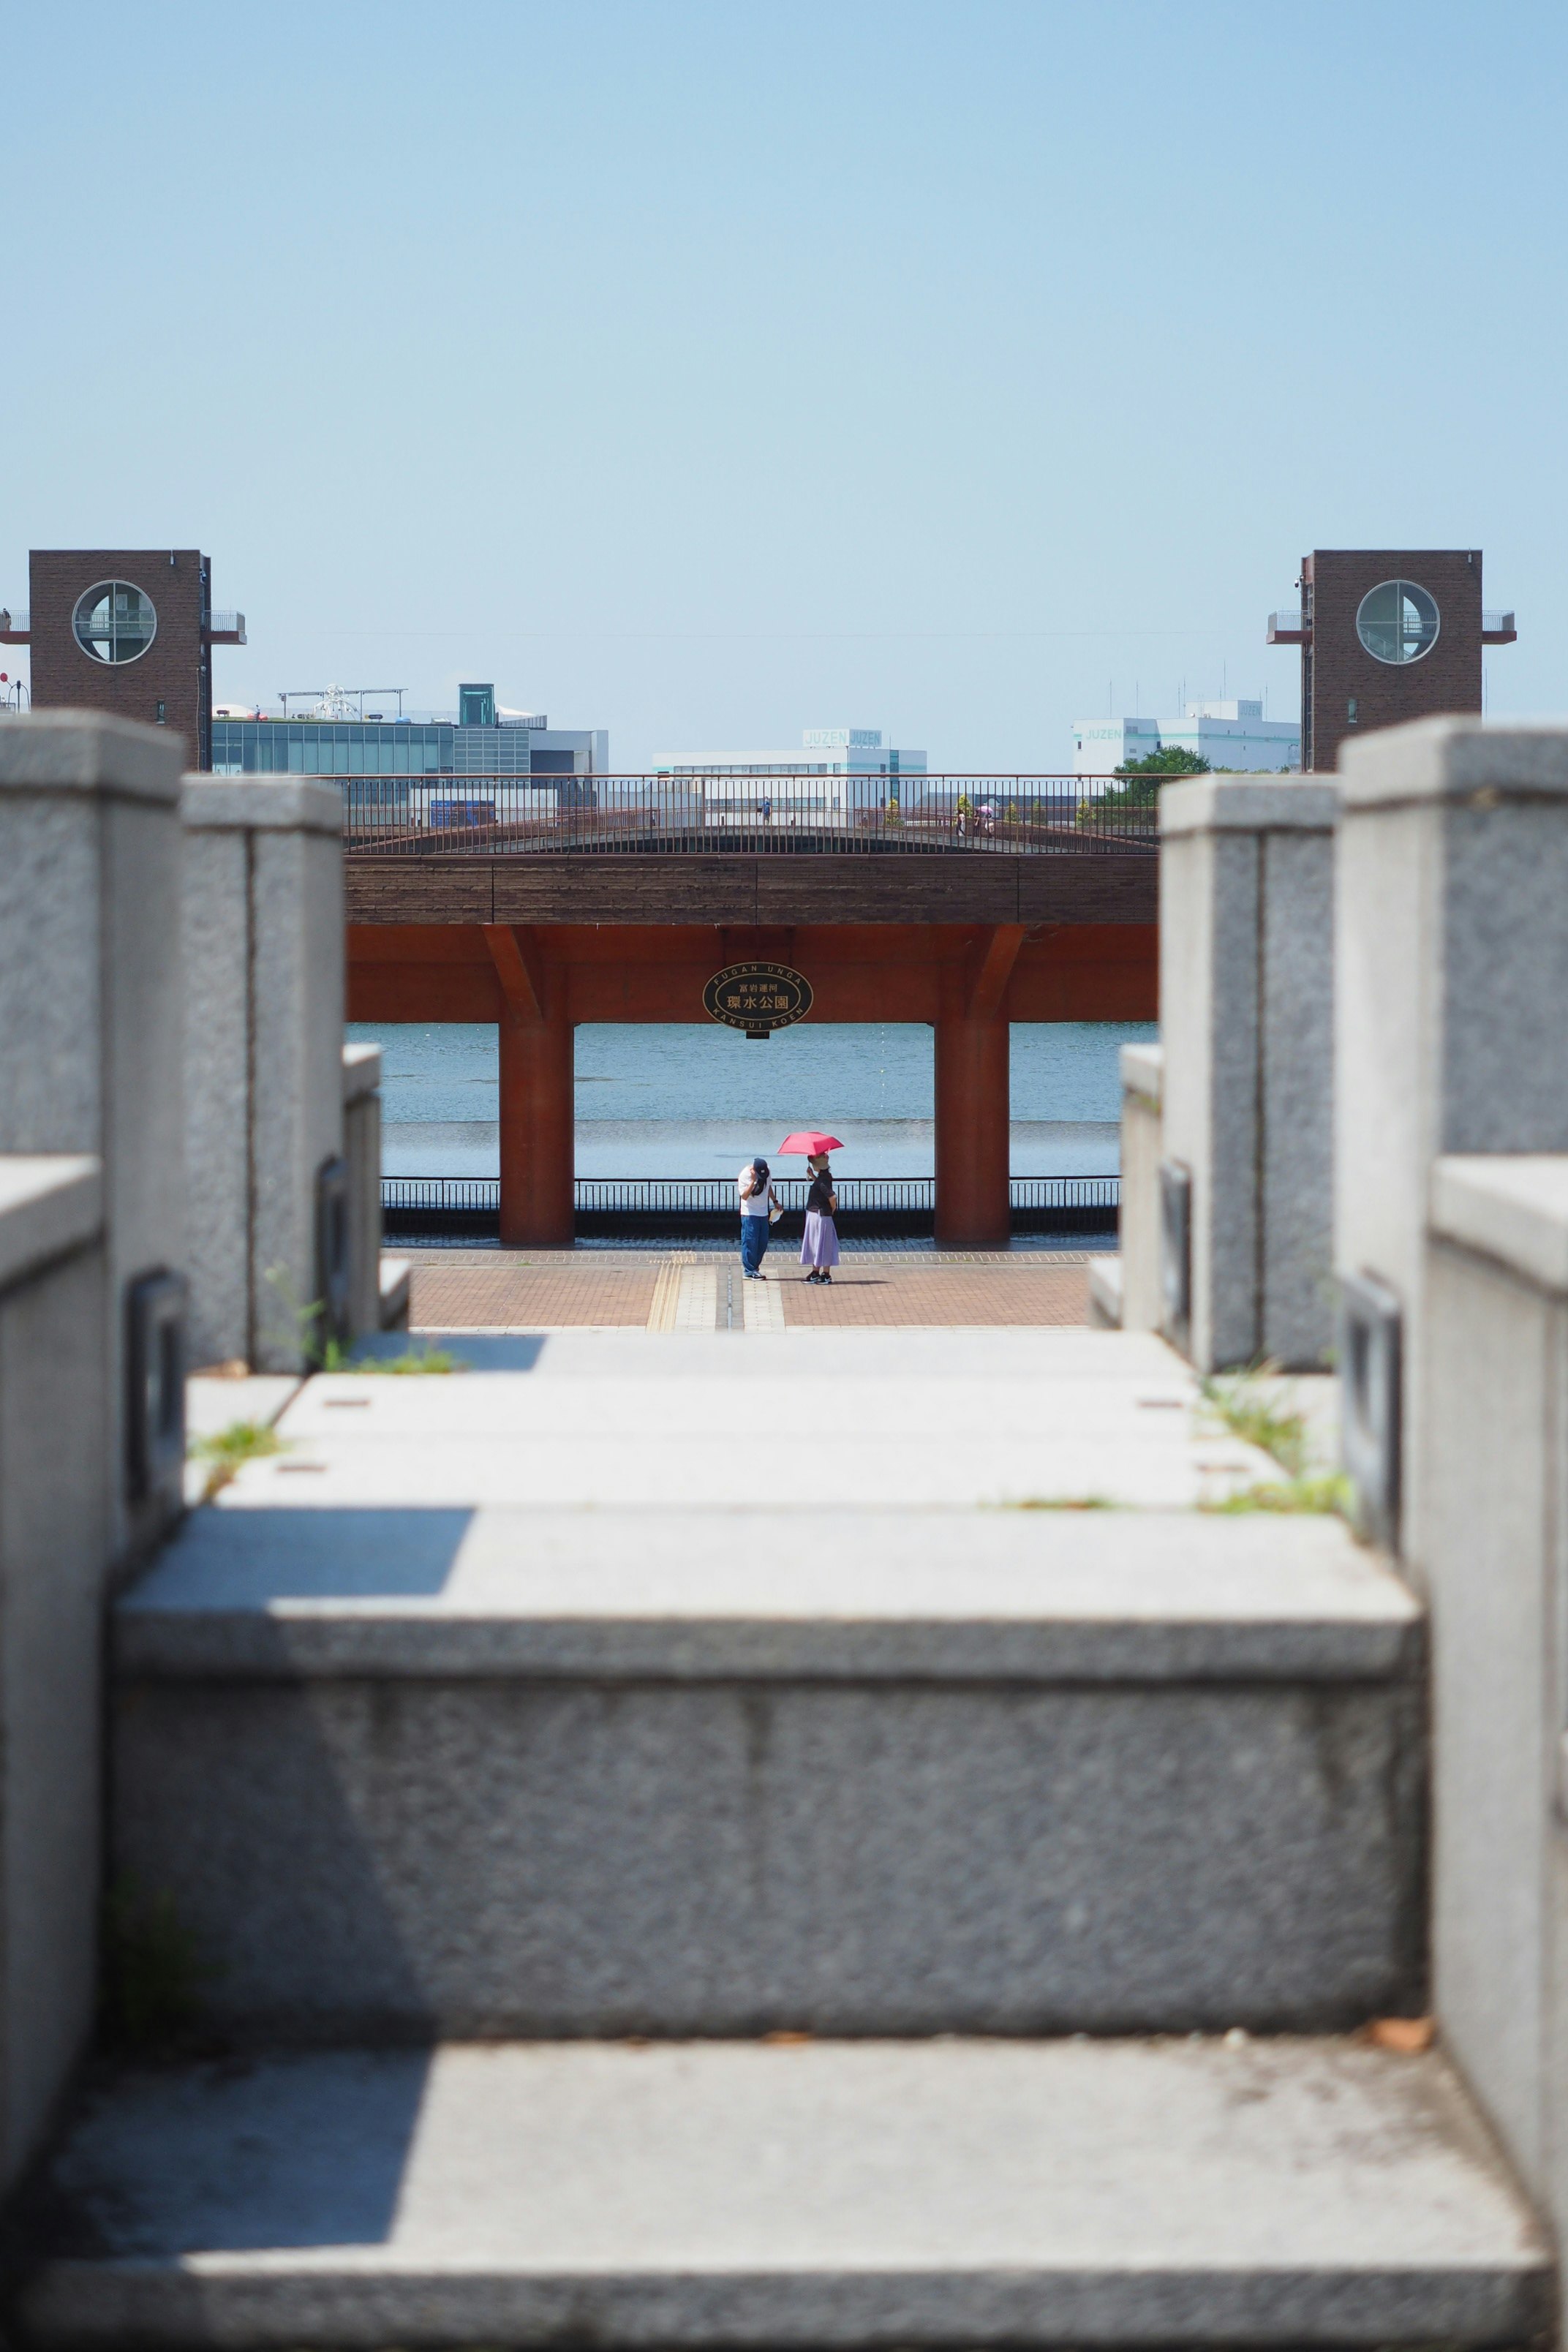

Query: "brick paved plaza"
(407, 1248), (1093, 1331)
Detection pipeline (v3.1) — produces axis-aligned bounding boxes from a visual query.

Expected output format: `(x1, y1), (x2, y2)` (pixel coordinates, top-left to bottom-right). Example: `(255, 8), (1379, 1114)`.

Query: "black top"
(807, 1171), (835, 1217)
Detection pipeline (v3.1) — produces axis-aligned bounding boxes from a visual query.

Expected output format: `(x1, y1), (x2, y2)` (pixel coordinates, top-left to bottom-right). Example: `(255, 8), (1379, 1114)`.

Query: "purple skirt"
(801, 1210), (840, 1268)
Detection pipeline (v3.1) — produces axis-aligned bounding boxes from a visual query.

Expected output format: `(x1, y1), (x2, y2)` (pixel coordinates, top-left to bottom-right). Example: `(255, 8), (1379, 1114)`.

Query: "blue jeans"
(739, 1215), (769, 1275)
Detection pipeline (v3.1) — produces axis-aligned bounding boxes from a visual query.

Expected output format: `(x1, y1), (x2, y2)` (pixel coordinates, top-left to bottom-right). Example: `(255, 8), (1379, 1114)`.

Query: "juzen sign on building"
(702, 961), (813, 1039)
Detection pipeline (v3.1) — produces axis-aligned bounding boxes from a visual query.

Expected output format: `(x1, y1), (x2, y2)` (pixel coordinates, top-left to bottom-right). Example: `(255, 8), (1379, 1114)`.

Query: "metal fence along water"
(342, 775), (1155, 857)
(383, 1173), (1120, 1241)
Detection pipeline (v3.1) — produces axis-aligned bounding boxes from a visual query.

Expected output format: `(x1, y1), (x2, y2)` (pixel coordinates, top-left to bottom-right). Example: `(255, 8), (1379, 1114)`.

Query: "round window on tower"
(72, 581), (158, 665)
(1356, 579), (1440, 666)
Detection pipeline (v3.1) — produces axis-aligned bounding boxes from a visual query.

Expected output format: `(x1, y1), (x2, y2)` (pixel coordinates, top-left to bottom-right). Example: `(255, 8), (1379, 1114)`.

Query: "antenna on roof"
(278, 686), (407, 720)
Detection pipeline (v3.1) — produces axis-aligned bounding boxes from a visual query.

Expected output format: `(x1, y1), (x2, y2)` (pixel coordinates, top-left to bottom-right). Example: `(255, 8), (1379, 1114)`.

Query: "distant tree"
(1123, 745), (1211, 773)
(1085, 743), (1211, 820)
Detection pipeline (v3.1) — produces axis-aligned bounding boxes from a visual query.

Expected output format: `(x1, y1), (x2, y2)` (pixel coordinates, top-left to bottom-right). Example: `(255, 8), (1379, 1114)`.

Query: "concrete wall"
(0, 716), (186, 1558)
(1421, 1155), (1568, 2291)
(1159, 777), (1337, 1371)
(0, 1157), (107, 2190)
(112, 1637), (1425, 2040)
(1117, 1043), (1163, 1332)
(1336, 720), (1568, 1567)
(181, 780), (344, 1371)
(342, 1043), (382, 1342)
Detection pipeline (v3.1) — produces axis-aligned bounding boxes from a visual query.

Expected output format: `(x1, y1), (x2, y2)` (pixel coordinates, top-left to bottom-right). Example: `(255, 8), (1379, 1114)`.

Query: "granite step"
(178, 1327), (1290, 1512)
(112, 1501), (1426, 2039)
(20, 2036), (1548, 2348)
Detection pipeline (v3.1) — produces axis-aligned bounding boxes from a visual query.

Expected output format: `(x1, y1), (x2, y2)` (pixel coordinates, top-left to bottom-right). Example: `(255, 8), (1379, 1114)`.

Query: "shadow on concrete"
(37, 2048), (433, 2255)
(112, 1664), (454, 2042)
(347, 1332), (547, 1370)
(123, 1506), (477, 1605)
(111, 1503), (492, 2045)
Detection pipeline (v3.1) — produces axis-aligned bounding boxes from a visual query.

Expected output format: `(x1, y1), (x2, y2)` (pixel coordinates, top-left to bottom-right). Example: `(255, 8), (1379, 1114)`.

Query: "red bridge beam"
(347, 920), (1157, 1248)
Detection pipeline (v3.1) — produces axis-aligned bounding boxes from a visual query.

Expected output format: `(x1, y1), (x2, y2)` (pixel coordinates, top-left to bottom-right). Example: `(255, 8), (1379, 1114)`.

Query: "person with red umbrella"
(779, 1131), (843, 1284)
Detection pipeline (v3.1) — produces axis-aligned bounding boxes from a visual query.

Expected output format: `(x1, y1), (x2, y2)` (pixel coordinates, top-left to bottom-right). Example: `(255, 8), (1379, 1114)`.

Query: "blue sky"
(6, 0), (1566, 767)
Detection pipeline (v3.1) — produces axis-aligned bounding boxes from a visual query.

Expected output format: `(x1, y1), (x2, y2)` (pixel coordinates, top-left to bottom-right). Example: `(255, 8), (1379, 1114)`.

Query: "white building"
(1071, 717), (1163, 777)
(1071, 700), (1300, 783)
(526, 725), (608, 781)
(653, 728), (926, 819)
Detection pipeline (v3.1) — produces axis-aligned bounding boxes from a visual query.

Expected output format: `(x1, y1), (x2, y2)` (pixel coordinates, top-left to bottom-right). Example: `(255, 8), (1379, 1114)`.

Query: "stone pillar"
(1335, 720), (1568, 1563)
(1117, 1042), (1164, 1330)
(498, 1000), (575, 1248)
(342, 1041), (383, 1341)
(181, 780), (344, 1371)
(1420, 1155), (1568, 2302)
(1159, 776), (1337, 1372)
(0, 715), (185, 1558)
(0, 1156), (106, 2189)
(934, 1015), (1010, 1248)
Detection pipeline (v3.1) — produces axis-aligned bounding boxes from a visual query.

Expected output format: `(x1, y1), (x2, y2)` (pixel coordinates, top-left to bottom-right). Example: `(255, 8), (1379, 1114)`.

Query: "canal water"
(350, 1021), (1155, 1181)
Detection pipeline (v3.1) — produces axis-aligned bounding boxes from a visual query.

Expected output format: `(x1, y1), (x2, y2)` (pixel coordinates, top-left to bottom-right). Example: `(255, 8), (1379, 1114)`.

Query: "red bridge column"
(486, 926), (574, 1249)
(933, 926), (1024, 1249)
(498, 1003), (573, 1247)
(934, 1013), (1011, 1248)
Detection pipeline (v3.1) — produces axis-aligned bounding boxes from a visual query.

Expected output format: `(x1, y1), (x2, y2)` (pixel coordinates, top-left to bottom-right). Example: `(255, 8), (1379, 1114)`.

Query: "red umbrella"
(777, 1131), (844, 1156)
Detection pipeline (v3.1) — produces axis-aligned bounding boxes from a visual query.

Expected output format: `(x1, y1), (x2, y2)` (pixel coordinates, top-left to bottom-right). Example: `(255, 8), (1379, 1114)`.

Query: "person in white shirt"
(737, 1156), (777, 1280)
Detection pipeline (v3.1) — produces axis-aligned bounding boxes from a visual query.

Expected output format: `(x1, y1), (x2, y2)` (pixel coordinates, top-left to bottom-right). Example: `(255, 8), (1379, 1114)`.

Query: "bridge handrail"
(382, 1174), (1121, 1213)
(333, 774), (1158, 857)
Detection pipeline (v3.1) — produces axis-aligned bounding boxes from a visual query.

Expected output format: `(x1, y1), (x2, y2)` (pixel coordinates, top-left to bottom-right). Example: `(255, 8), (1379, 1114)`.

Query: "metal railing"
(342, 775), (1156, 857)
(382, 1172), (1120, 1240)
(1270, 606), (1518, 641)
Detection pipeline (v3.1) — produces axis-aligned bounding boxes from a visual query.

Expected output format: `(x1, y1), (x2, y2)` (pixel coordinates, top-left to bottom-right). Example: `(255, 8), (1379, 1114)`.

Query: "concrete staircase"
(17, 1328), (1551, 2345)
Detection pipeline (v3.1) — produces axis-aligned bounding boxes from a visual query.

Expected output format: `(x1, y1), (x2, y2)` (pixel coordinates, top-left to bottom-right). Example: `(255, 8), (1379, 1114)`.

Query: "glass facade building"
(208, 713), (609, 829)
(210, 720), (535, 778)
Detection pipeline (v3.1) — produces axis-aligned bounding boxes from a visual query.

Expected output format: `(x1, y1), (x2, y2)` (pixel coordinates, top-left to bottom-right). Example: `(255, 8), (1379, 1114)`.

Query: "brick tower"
(1267, 550), (1515, 773)
(5, 550), (244, 772)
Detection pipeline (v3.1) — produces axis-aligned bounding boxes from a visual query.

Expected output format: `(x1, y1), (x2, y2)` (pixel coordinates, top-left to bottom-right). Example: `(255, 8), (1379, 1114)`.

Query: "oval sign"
(702, 960), (813, 1038)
